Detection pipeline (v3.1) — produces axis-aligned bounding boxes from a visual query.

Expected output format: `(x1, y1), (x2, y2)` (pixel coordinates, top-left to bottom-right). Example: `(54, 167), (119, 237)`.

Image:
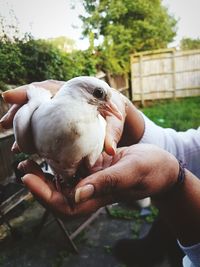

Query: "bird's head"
(56, 76), (123, 120)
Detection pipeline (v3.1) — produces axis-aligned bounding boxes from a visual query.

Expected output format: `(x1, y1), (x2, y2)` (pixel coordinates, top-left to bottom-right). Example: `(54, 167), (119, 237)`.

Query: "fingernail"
(17, 161), (27, 173)
(1, 92), (5, 100)
(21, 175), (27, 183)
(75, 184), (94, 204)
(11, 142), (21, 153)
(11, 142), (17, 152)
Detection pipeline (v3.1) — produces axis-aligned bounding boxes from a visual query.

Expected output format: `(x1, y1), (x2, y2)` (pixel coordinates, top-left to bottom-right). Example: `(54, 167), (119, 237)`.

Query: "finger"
(104, 91), (127, 156)
(0, 104), (21, 129)
(71, 195), (117, 216)
(2, 86), (28, 104)
(22, 171), (119, 218)
(1, 80), (65, 105)
(18, 159), (46, 180)
(21, 173), (75, 218)
(104, 115), (124, 155)
(11, 141), (21, 153)
(22, 173), (53, 202)
(75, 158), (130, 204)
(90, 152), (113, 173)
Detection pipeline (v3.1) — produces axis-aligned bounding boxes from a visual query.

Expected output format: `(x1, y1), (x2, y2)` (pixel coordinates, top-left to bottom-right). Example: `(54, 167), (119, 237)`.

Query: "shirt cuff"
(178, 241), (200, 267)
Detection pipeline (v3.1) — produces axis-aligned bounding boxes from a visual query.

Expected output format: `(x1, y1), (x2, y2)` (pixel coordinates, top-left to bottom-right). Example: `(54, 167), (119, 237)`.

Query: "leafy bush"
(19, 39), (67, 82)
(0, 34), (97, 85)
(0, 36), (25, 84)
(180, 38), (200, 50)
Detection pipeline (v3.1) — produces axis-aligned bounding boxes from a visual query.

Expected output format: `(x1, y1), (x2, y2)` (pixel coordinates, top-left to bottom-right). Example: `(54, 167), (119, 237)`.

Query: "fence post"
(172, 50), (176, 99)
(139, 55), (145, 106)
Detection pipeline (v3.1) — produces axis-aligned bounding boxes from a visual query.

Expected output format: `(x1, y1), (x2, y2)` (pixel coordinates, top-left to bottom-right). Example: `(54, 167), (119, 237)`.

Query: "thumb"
(74, 160), (128, 204)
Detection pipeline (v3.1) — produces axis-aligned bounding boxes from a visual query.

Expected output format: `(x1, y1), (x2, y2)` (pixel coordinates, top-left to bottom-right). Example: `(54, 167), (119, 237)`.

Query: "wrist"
(123, 100), (145, 144)
(152, 156), (185, 201)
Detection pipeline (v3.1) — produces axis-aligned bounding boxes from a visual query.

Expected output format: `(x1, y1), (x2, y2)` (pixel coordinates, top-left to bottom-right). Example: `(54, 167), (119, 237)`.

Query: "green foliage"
(104, 245), (112, 253)
(0, 81), (9, 91)
(80, 0), (177, 74)
(46, 36), (76, 52)
(66, 49), (97, 78)
(0, 35), (25, 84)
(0, 12), (98, 84)
(0, 34), (97, 85)
(180, 38), (200, 50)
(145, 206), (159, 223)
(131, 221), (141, 239)
(141, 97), (200, 131)
(107, 206), (141, 220)
(13, 152), (29, 163)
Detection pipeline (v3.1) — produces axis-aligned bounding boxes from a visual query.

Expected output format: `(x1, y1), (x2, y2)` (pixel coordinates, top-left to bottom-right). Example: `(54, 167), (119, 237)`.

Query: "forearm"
(154, 169), (200, 246)
(123, 103), (200, 176)
(119, 99), (145, 146)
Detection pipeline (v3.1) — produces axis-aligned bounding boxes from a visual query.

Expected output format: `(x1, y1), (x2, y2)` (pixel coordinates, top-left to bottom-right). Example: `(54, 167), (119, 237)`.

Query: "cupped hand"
(19, 144), (179, 218)
(0, 80), (65, 129)
(0, 80), (129, 155)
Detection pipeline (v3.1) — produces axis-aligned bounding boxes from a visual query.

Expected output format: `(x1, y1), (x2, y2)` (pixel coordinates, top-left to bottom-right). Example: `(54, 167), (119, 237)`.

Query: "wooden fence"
(0, 133), (15, 184)
(130, 48), (200, 105)
(0, 91), (15, 184)
(96, 71), (129, 98)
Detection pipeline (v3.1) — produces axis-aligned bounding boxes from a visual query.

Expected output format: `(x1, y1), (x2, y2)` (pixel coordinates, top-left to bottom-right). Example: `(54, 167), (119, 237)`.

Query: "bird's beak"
(99, 100), (123, 120)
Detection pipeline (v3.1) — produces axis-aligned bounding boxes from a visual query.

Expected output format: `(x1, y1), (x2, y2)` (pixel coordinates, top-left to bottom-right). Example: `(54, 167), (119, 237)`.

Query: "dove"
(13, 76), (122, 187)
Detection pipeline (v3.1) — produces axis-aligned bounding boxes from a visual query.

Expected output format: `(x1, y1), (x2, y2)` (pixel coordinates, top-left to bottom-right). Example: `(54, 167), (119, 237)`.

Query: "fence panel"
(131, 49), (200, 104)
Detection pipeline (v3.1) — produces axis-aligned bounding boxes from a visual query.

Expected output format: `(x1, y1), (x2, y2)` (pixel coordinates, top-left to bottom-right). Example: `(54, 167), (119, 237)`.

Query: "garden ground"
(0, 189), (172, 267)
(1, 96), (199, 267)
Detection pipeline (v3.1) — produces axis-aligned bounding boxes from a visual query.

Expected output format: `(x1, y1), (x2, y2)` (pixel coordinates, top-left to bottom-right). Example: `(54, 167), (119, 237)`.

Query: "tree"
(46, 36), (77, 52)
(0, 35), (25, 84)
(0, 7), (97, 85)
(80, 0), (177, 74)
(180, 38), (200, 50)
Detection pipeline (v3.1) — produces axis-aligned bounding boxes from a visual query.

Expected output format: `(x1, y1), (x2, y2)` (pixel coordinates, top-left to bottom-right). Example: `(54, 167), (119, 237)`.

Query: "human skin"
(1, 81), (200, 248)
(0, 80), (144, 152)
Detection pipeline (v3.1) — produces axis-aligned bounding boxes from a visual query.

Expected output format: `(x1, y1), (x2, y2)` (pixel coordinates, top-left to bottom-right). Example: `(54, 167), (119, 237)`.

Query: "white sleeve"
(178, 241), (200, 267)
(139, 112), (200, 177)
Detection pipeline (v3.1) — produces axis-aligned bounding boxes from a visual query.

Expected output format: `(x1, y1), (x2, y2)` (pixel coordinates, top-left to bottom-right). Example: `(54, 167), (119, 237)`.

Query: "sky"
(0, 0), (200, 49)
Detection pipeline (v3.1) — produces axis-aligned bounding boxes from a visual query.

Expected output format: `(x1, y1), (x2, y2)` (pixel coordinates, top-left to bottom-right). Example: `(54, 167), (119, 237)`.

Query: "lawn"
(140, 96), (200, 131)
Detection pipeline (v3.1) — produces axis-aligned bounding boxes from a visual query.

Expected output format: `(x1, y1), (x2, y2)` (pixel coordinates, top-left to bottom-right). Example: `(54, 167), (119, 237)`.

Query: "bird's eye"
(93, 87), (105, 99)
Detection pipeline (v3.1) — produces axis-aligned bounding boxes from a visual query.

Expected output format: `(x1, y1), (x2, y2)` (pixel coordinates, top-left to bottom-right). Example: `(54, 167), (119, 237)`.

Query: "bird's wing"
(13, 85), (52, 153)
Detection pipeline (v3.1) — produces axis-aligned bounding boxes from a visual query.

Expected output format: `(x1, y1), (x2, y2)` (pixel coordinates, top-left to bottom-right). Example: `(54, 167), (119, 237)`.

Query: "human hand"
(18, 144), (179, 218)
(0, 80), (132, 155)
(0, 80), (65, 129)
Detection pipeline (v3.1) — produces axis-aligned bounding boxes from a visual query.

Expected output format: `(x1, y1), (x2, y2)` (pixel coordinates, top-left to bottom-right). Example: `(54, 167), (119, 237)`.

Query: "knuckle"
(101, 172), (119, 195)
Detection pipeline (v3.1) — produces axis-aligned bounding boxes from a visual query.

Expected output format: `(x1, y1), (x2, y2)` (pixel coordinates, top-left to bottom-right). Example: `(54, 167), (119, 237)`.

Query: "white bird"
(13, 76), (122, 187)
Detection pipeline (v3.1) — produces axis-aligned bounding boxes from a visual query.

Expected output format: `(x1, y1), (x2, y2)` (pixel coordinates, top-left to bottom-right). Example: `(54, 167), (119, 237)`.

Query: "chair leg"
(33, 209), (50, 237)
(54, 216), (79, 253)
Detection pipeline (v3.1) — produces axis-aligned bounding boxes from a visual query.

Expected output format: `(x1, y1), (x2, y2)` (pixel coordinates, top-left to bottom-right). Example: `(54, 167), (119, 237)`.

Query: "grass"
(107, 206), (141, 220)
(140, 96), (200, 131)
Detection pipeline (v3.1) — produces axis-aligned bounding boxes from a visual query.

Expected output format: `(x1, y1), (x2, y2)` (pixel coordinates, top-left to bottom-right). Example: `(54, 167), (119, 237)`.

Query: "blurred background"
(0, 1), (199, 266)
